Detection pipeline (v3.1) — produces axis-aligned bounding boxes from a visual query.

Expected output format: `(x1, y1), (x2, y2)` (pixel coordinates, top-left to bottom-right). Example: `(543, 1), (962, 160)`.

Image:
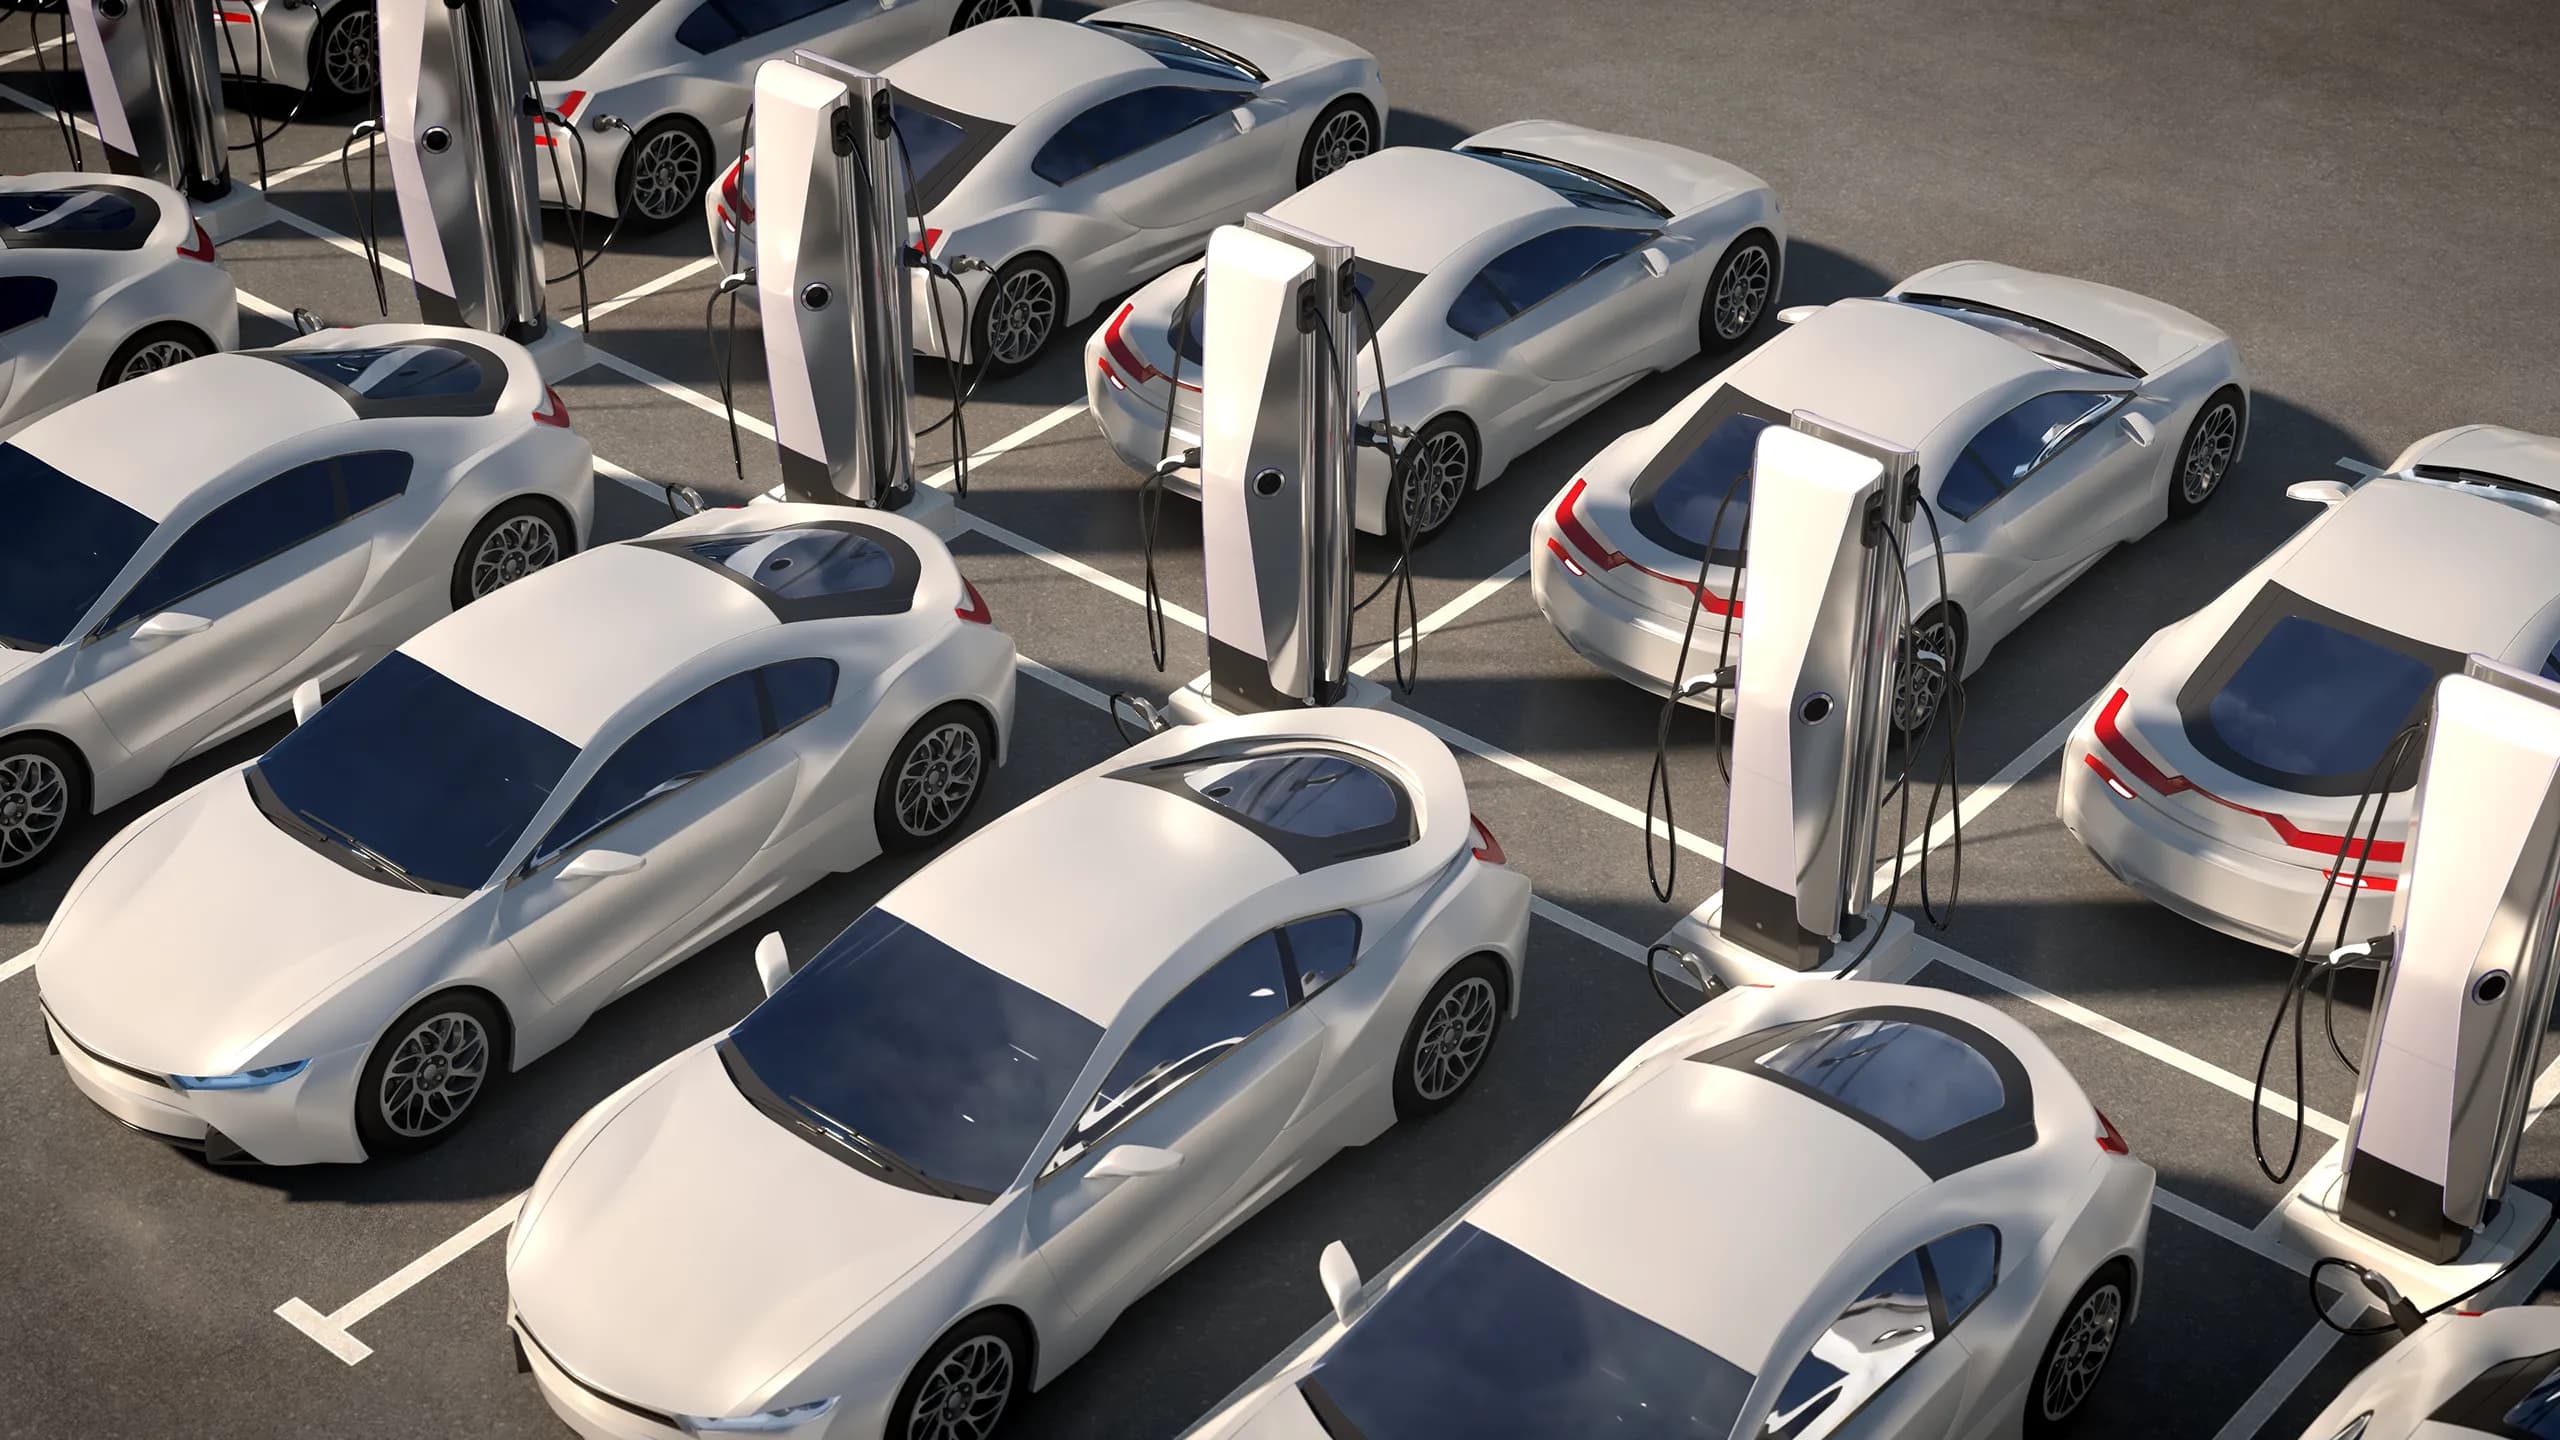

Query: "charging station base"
(2271, 1147), (2558, 1313)
(193, 186), (276, 244)
(1658, 895), (1922, 991)
(522, 324), (591, 384)
(1163, 671), (1392, 728)
(895, 484), (963, 539)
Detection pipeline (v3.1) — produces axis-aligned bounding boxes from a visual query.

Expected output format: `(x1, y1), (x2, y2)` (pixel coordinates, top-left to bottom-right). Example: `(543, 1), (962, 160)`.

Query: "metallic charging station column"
(69, 0), (269, 236)
(378, 0), (583, 377)
(752, 52), (949, 529)
(1168, 214), (1365, 722)
(2274, 657), (2560, 1307)
(1663, 415), (1922, 988)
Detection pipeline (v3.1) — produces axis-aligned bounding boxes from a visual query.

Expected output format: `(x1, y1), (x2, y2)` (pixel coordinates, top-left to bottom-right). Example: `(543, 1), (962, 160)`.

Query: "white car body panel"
(2294, 1305), (2560, 1439)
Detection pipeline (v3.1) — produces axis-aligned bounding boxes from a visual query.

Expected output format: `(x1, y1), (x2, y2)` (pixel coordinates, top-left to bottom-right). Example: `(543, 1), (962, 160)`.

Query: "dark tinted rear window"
(2177, 585), (2459, 796)
(1183, 753), (1398, 836)
(1171, 264), (1420, 368)
(0, 445), (153, 650)
(0, 187), (155, 249)
(1626, 393), (1784, 565)
(519, 0), (623, 68)
(259, 340), (507, 418)
(1752, 1018), (2006, 1142)
(647, 522), (922, 620)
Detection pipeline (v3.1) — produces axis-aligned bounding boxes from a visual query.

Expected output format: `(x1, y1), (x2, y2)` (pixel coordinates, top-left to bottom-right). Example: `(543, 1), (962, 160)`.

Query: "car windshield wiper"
(294, 807), (430, 893)
(790, 1101), (965, 1201)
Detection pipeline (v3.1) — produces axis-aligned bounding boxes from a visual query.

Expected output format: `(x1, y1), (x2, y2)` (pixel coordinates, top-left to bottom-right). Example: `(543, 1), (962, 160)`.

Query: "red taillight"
(1096, 356), (1126, 391)
(719, 158), (753, 226)
(2091, 688), (2406, 864)
(176, 219), (216, 262)
(2096, 1108), (2131, 1155)
(1469, 814), (1506, 865)
(532, 386), (570, 428)
(1101, 302), (1160, 385)
(1543, 535), (1585, 577)
(2081, 752), (2135, 801)
(955, 577), (992, 625)
(920, 227), (943, 254)
(1552, 479), (1738, 615)
(556, 90), (586, 120)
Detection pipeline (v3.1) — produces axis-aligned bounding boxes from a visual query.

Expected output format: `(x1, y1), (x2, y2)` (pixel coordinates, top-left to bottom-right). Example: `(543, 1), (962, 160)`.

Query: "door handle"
(133, 612), (211, 643)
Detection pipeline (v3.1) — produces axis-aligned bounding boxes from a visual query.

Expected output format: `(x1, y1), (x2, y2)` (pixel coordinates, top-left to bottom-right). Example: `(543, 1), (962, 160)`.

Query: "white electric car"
(503, 706), (1530, 1440)
(526, 0), (1037, 228)
(0, 324), (591, 879)
(1188, 981), (2155, 1440)
(2294, 1305), (2560, 1440)
(707, 2), (1383, 373)
(1089, 127), (1784, 541)
(33, 504), (1015, 1164)
(211, 0), (378, 106)
(0, 174), (239, 440)
(1533, 263), (2248, 732)
(2061, 427), (2560, 953)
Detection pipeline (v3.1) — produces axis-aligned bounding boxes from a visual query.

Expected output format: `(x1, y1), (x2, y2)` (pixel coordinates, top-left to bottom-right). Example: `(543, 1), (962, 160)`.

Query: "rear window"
(258, 340), (507, 418)
(1625, 389), (1787, 565)
(519, 0), (624, 71)
(0, 187), (155, 250)
(0, 444), (153, 651)
(1459, 147), (1665, 220)
(1169, 263), (1421, 368)
(1695, 1006), (2035, 1178)
(2177, 584), (2459, 796)
(1118, 746), (1418, 872)
(645, 521), (921, 621)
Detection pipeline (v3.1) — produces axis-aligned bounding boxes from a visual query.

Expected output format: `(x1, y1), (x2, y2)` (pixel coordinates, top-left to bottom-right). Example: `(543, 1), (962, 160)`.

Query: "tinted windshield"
(516, 0), (620, 68)
(1461, 148), (1664, 219)
(2185, 592), (2454, 794)
(252, 652), (578, 894)
(722, 908), (1102, 1200)
(1629, 406), (1777, 565)
(0, 445), (153, 650)
(1300, 1223), (1753, 1439)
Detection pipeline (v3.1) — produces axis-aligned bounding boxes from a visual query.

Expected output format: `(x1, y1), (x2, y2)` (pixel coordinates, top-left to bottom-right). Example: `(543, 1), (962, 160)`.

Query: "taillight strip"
(2091, 689), (2404, 863)
(1551, 479), (1738, 615)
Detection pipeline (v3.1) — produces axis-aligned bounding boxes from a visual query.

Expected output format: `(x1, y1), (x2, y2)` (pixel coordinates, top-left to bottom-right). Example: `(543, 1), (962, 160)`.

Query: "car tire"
(307, 2), (379, 108)
(2168, 386), (2244, 520)
(100, 323), (215, 390)
(1389, 415), (1477, 547)
(615, 116), (714, 232)
(0, 734), (86, 882)
(451, 497), (573, 609)
(1296, 96), (1377, 188)
(356, 991), (506, 1158)
(968, 254), (1066, 378)
(1699, 229), (1779, 354)
(1392, 954), (1506, 1122)
(889, 1311), (1029, 1440)
(2024, 1260), (2134, 1435)
(950, 0), (1032, 32)
(875, 703), (995, 854)
(1893, 604), (1965, 737)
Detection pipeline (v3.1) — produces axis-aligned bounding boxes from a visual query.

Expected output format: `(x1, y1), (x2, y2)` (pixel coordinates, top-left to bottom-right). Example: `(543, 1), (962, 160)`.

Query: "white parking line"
(0, 31), (70, 67)
(274, 1196), (521, 1365)
(1349, 555), (1530, 679)
(564, 254), (723, 330)
(2207, 1295), (2367, 1440)
(0, 947), (33, 986)
(2157, 1187), (2313, 1277)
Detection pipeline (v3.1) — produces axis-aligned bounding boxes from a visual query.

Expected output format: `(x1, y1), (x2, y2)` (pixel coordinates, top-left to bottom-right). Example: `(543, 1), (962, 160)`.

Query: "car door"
(499, 666), (802, 1010)
(1028, 923), (1328, 1324)
(1033, 85), (1264, 246)
(1449, 225), (1668, 432)
(72, 454), (398, 768)
(1931, 387), (2137, 627)
(1757, 1230), (1996, 1440)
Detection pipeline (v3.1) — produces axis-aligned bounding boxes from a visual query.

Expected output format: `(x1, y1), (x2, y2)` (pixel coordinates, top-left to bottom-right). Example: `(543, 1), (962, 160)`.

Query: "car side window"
(693, 0), (833, 44)
(673, 0), (745, 52)
(104, 457), (344, 630)
(1927, 1225), (1999, 1326)
(0, 275), (56, 336)
(1446, 226), (1651, 340)
(340, 451), (416, 515)
(1057, 929), (1292, 1166)
(1031, 86), (1243, 185)
(1938, 390), (2119, 520)
(760, 656), (837, 732)
(534, 671), (765, 863)
(1761, 1228), (2001, 1438)
(1282, 911), (1359, 998)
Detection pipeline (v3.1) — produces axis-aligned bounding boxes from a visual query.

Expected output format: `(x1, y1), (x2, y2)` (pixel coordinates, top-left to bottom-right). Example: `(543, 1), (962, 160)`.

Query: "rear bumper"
(1529, 514), (1737, 712)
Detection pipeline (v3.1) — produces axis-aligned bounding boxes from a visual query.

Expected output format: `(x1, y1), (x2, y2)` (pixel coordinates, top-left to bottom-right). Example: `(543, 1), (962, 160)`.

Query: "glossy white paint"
(2292, 1305), (2560, 1439)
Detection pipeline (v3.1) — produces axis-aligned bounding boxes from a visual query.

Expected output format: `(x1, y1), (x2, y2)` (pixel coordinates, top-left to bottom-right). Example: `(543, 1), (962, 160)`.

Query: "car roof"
(2277, 476), (2560, 659)
(1268, 147), (1574, 274)
(399, 544), (776, 748)
(7, 354), (352, 523)
(1719, 298), (2059, 458)
(878, 772), (1297, 1025)
(1466, 1056), (1926, 1373)
(889, 16), (1160, 126)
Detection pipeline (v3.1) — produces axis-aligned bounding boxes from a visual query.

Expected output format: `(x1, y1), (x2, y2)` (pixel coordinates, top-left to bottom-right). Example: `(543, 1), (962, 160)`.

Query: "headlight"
(169, 1059), (308, 1091)
(678, 1398), (839, 1434)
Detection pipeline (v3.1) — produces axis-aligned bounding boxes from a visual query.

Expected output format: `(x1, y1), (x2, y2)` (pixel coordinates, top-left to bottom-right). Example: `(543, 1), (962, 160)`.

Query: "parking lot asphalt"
(3, 0), (2558, 1436)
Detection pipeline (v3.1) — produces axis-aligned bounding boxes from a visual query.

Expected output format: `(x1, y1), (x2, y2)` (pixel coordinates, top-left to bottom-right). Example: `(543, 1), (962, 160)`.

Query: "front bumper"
(1529, 517), (1737, 712)
(41, 1005), (369, 1165)
(514, 1315), (689, 1440)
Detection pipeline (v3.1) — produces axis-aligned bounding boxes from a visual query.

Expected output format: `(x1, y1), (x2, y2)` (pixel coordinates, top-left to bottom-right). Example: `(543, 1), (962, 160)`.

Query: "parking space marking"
(1, 947), (32, 986)
(2156, 1188), (2312, 1278)
(0, 31), (70, 66)
(563, 255), (723, 330)
(2208, 1295), (2365, 1440)
(275, 1197), (522, 1366)
(1349, 556), (1530, 680)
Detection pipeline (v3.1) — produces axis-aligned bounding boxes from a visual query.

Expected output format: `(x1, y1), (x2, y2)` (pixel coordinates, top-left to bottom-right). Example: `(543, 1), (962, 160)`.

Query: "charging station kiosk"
(1164, 214), (1381, 723)
(377, 0), (585, 379)
(748, 53), (953, 533)
(2273, 657), (2560, 1310)
(1660, 416), (1925, 989)
(68, 0), (271, 238)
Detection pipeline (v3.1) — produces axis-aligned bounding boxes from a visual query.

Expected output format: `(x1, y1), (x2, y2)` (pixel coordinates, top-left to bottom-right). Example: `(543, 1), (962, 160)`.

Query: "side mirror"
(133, 612), (210, 643)
(754, 931), (791, 997)
(2118, 412), (2156, 447)
(2287, 478), (2353, 507)
(1318, 1240), (1361, 1323)
(1230, 106), (1257, 135)
(1638, 246), (1671, 279)
(1087, 1144), (1185, 1181)
(1775, 304), (1822, 325)
(557, 849), (645, 883)
(291, 679), (324, 726)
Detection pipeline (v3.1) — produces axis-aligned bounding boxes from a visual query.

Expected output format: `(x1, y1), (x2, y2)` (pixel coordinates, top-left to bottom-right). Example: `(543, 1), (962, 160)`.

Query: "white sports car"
(2294, 1305), (2560, 1440)
(0, 174), (238, 440)
(527, 0), (1038, 228)
(2062, 427), (2560, 952)
(1533, 263), (2248, 731)
(0, 323), (591, 879)
(1187, 980), (2156, 1440)
(33, 503), (1015, 1165)
(1089, 126), (1785, 541)
(211, 0), (378, 106)
(503, 706), (1530, 1440)
(706, 2), (1385, 373)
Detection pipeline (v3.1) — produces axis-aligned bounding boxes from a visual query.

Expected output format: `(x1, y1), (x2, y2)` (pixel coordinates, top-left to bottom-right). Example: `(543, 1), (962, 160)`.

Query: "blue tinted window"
(0, 445), (152, 650)
(724, 908), (1104, 1197)
(254, 652), (577, 892)
(340, 451), (414, 513)
(761, 657), (836, 732)
(1447, 275), (1513, 341)
(108, 459), (341, 629)
(1640, 410), (1775, 564)
(683, 526), (896, 599)
(0, 275), (56, 334)
(275, 343), (486, 400)
(712, 0), (835, 39)
(0, 189), (142, 232)
(1304, 1223), (1754, 1440)
(1940, 391), (2113, 520)
(1032, 87), (1239, 184)
(1462, 149), (1662, 219)
(673, 0), (741, 52)
(1183, 752), (1399, 837)
(1928, 1227), (1999, 1326)
(1451, 226), (1649, 339)
(2207, 615), (2438, 786)
(1071, 932), (1288, 1153)
(891, 100), (968, 187)
(1088, 21), (1259, 82)
(1754, 1018), (2006, 1142)
(517, 0), (623, 65)
(1174, 268), (1387, 368)
(1285, 911), (1359, 998)
(2503, 1361), (2560, 1437)
(538, 673), (763, 859)
(1766, 1250), (1937, 1438)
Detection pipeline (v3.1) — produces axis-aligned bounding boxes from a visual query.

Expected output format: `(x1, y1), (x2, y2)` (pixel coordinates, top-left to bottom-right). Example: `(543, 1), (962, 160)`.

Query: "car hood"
(2399, 424), (2560, 495)
(34, 774), (449, 1076)
(507, 1046), (986, 1418)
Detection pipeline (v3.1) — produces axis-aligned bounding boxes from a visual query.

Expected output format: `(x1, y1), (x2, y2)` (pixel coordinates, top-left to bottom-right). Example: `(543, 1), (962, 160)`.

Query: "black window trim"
(1110, 740), (1419, 873)
(1935, 387), (2130, 524)
(1446, 222), (1660, 342)
(248, 337), (511, 420)
(1455, 143), (1672, 219)
(0, 183), (160, 251)
(1081, 18), (1267, 82)
(1892, 292), (2143, 379)
(2410, 463), (2560, 508)
(883, 90), (1013, 213)
(1623, 383), (1791, 565)
(1032, 83), (1253, 188)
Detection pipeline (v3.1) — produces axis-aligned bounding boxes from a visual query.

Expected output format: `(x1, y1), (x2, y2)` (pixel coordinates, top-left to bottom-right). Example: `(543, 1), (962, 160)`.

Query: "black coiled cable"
(1136, 267), (1206, 674)
(1641, 455), (1752, 903)
(338, 112), (389, 316)
(27, 5), (83, 168)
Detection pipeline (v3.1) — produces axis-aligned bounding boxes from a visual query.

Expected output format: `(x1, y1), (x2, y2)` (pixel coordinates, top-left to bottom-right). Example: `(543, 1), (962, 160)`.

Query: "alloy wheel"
(469, 514), (561, 598)
(985, 268), (1057, 367)
(2041, 1283), (2123, 1421)
(1309, 107), (1372, 179)
(378, 1013), (490, 1138)
(1894, 617), (1959, 733)
(1398, 430), (1471, 538)
(894, 721), (984, 838)
(0, 752), (71, 869)
(119, 339), (199, 381)
(629, 129), (704, 222)
(322, 8), (377, 96)
(907, 1334), (1014, 1440)
(2182, 401), (2240, 504)
(1412, 975), (1498, 1100)
(1713, 244), (1774, 340)
(956, 0), (1028, 26)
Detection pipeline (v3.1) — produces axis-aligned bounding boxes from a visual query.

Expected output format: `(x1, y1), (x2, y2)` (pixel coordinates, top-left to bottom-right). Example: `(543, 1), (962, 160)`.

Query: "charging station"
(2272, 657), (2560, 1310)
(377, 0), (585, 379)
(1162, 214), (1381, 724)
(748, 53), (953, 533)
(1659, 416), (1925, 989)
(68, 0), (271, 238)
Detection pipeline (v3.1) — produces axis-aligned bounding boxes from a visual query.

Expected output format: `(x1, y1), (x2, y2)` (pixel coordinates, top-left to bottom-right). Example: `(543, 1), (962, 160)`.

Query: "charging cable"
(704, 267), (753, 493)
(1641, 455), (1753, 902)
(1135, 268), (1208, 674)
(23, 3), (83, 169)
(339, 113), (389, 316)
